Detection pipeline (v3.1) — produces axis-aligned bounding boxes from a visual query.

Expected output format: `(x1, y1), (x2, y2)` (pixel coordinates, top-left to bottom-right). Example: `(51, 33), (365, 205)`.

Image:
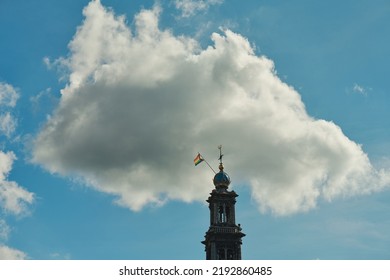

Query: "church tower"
(202, 147), (245, 260)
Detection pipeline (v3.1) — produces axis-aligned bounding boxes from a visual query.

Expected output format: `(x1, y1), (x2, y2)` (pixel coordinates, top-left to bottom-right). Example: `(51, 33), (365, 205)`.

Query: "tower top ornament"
(218, 145), (224, 170)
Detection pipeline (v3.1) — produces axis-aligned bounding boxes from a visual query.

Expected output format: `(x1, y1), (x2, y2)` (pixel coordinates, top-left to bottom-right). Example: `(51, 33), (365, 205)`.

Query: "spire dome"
(213, 162), (231, 189)
(213, 145), (230, 189)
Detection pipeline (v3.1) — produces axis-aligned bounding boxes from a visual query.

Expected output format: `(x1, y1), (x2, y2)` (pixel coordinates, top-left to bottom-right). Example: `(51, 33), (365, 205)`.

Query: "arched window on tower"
(218, 205), (225, 223)
(218, 204), (230, 223)
(225, 206), (230, 223)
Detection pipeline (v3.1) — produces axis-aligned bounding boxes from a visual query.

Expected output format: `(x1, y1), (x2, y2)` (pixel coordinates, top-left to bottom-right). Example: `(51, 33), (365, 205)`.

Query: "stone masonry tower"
(202, 147), (245, 260)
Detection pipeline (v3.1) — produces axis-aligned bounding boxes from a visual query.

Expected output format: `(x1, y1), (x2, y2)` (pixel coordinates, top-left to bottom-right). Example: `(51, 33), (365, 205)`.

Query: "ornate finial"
(213, 144), (230, 188)
(218, 145), (224, 170)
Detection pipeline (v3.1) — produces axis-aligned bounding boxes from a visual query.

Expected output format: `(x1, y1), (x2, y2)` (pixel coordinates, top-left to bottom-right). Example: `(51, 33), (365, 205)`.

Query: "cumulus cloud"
(173, 0), (223, 17)
(32, 0), (390, 215)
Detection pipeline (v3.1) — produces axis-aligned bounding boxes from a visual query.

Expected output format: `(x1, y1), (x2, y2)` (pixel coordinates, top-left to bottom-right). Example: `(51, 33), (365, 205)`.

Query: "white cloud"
(0, 244), (27, 260)
(0, 82), (19, 108)
(0, 219), (10, 240)
(0, 112), (17, 138)
(32, 0), (390, 215)
(0, 82), (33, 259)
(30, 88), (58, 116)
(0, 221), (26, 261)
(173, 0), (223, 17)
(0, 151), (34, 215)
(0, 83), (19, 138)
(352, 83), (371, 96)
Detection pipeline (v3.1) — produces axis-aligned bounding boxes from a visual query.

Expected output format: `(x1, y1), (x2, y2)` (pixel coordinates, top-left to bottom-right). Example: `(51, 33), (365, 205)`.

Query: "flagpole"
(200, 154), (217, 174)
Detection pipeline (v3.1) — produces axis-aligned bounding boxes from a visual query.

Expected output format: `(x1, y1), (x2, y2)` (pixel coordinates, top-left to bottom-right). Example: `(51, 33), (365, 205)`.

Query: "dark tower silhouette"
(202, 148), (245, 260)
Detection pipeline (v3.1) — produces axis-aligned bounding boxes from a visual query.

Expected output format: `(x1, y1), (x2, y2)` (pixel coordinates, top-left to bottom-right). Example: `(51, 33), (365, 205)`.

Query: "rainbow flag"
(194, 153), (204, 166)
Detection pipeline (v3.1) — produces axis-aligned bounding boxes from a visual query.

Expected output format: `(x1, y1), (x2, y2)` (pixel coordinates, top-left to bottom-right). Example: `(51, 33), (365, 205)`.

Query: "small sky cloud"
(0, 82), (19, 108)
(0, 82), (32, 259)
(0, 84), (34, 215)
(43, 57), (52, 69)
(0, 244), (27, 260)
(351, 83), (372, 96)
(0, 82), (19, 138)
(0, 219), (10, 240)
(32, 0), (390, 216)
(173, 0), (223, 17)
(50, 252), (71, 260)
(0, 112), (17, 138)
(0, 152), (34, 216)
(30, 88), (58, 116)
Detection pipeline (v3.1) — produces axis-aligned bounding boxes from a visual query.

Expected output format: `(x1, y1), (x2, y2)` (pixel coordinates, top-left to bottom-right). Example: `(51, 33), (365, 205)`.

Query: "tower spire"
(202, 146), (245, 260)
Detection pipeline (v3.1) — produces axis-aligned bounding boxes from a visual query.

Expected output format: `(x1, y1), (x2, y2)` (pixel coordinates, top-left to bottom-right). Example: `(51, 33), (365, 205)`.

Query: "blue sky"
(0, 0), (390, 259)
